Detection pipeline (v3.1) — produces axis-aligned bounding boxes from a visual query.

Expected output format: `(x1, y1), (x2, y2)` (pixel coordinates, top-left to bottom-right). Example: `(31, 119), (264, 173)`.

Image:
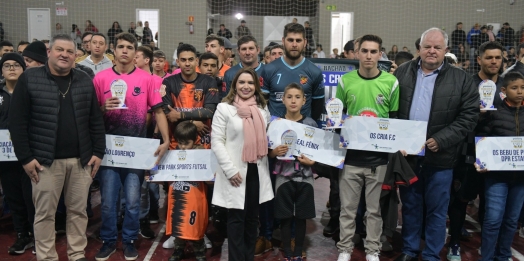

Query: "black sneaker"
(323, 217), (340, 237)
(139, 219), (155, 239)
(123, 242), (138, 260)
(8, 233), (33, 255)
(168, 248), (184, 261)
(95, 241), (116, 261)
(149, 211), (159, 224)
(55, 212), (66, 235)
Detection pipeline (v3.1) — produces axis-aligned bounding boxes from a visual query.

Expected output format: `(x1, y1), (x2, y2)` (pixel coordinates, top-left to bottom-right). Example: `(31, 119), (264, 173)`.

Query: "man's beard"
(284, 47), (303, 61)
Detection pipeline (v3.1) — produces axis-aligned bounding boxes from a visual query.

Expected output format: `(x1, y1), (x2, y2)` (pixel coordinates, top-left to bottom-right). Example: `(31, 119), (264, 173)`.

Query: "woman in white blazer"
(211, 67), (273, 261)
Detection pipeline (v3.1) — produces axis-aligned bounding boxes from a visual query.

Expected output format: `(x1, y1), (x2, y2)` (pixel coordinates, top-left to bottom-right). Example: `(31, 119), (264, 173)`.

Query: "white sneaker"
(162, 236), (176, 249)
(520, 227), (524, 238)
(477, 247), (481, 256)
(204, 234), (212, 249)
(366, 253), (380, 261)
(337, 251), (351, 261)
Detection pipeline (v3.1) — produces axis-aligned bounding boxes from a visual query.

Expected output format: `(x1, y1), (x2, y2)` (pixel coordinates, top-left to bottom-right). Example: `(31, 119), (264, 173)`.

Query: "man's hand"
(103, 97), (120, 112)
(389, 62), (398, 74)
(87, 156), (102, 178)
(426, 138), (439, 152)
(166, 105), (181, 123)
(474, 162), (489, 173)
(154, 142), (169, 165)
(192, 121), (210, 136)
(269, 145), (288, 158)
(399, 150), (408, 157)
(24, 159), (43, 183)
(229, 173), (243, 187)
(296, 154), (315, 166)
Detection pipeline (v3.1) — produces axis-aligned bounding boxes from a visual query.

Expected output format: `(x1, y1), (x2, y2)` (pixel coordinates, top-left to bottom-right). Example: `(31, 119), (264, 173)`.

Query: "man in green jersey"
(335, 34), (400, 261)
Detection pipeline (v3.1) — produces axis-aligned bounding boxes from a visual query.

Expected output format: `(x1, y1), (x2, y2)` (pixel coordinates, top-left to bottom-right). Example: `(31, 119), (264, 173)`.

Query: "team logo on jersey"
(299, 74), (308, 85)
(177, 151), (187, 161)
(376, 94), (385, 105)
(114, 136), (125, 147)
(209, 88), (219, 96)
(160, 84), (167, 97)
(275, 92), (284, 101)
(512, 138), (523, 149)
(222, 81), (227, 93)
(304, 126), (315, 138)
(0, 96), (3, 105)
(378, 119), (390, 130)
(132, 86), (143, 96)
(259, 76), (264, 87)
(194, 89), (204, 101)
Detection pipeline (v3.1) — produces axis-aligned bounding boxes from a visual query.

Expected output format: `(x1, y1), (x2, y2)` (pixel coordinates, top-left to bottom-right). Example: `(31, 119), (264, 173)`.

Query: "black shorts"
(274, 180), (315, 219)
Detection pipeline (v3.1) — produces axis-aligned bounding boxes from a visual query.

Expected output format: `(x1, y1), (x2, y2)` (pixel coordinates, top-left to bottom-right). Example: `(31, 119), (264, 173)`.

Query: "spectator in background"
(467, 23), (480, 71)
(304, 21), (314, 57)
(486, 25), (496, 42)
(106, 43), (115, 55)
(107, 21), (123, 45)
(502, 22), (515, 50)
(217, 24), (232, 40)
(330, 48), (340, 59)
(54, 23), (65, 36)
(128, 22), (138, 39)
(394, 51), (414, 67)
(85, 20), (99, 33)
(0, 22), (4, 42)
(142, 21), (153, 45)
(152, 50), (168, 78)
(22, 41), (47, 68)
(292, 17), (298, 24)
(313, 44), (326, 58)
(387, 45), (398, 60)
(135, 21), (144, 43)
(343, 40), (356, 59)
(508, 46), (516, 65)
(456, 43), (469, 64)
(41, 40), (50, 50)
(17, 41), (29, 54)
(269, 44), (284, 63)
(263, 46), (271, 64)
(402, 46), (410, 53)
(0, 41), (14, 58)
(236, 20), (251, 39)
(502, 43), (524, 77)
(451, 22), (466, 54)
(517, 25), (524, 45)
(78, 33), (112, 75)
(172, 42), (184, 66)
(71, 24), (82, 48)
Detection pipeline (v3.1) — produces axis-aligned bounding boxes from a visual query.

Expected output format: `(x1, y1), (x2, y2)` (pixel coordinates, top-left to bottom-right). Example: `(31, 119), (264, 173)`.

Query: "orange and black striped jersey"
(161, 73), (220, 149)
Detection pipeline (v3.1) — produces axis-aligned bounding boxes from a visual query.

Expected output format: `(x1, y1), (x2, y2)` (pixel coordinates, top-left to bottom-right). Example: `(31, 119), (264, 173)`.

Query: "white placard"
(55, 7), (67, 16)
(101, 135), (159, 169)
(476, 137), (524, 171)
(267, 118), (346, 169)
(340, 116), (427, 155)
(149, 150), (218, 181)
(0, 130), (17, 161)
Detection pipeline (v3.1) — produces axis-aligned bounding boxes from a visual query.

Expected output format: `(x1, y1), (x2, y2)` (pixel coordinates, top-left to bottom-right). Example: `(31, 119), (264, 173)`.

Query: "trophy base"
(480, 108), (497, 111)
(113, 107), (128, 110)
(277, 156), (294, 161)
(324, 126), (341, 130)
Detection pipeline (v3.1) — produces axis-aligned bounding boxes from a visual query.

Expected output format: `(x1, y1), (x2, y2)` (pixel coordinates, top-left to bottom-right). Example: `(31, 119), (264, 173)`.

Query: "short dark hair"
(49, 34), (76, 50)
(284, 82), (304, 96)
(220, 24), (225, 27)
(415, 38), (421, 51)
(263, 46), (271, 54)
(81, 32), (93, 40)
(205, 34), (224, 46)
(237, 35), (258, 49)
(359, 34), (382, 50)
(478, 41), (504, 57)
(77, 48), (86, 56)
(17, 41), (30, 48)
(394, 51), (414, 66)
(153, 50), (166, 59)
(137, 45), (153, 65)
(177, 43), (197, 57)
(90, 33), (107, 44)
(283, 23), (305, 39)
(198, 52), (218, 66)
(174, 121), (198, 143)
(517, 43), (524, 56)
(503, 72), (524, 87)
(270, 44), (283, 53)
(115, 32), (137, 50)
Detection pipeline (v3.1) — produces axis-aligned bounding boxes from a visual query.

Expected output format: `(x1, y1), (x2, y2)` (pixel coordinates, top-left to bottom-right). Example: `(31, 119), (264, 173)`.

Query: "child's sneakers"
(163, 236), (176, 249)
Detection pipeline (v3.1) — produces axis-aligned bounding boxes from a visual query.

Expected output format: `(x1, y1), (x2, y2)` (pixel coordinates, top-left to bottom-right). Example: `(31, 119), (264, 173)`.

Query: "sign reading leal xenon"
(101, 135), (159, 169)
(267, 117), (346, 169)
(0, 130), (17, 161)
(475, 136), (524, 171)
(340, 116), (427, 155)
(149, 150), (218, 181)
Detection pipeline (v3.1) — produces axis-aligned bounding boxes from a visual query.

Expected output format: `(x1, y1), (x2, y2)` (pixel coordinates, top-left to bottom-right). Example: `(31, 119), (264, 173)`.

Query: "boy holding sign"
(335, 35), (400, 261)
(269, 83), (329, 261)
(475, 72), (524, 261)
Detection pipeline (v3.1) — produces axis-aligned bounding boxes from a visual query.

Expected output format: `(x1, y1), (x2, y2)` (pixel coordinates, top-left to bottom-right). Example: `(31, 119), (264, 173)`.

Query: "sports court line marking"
(143, 224), (166, 261)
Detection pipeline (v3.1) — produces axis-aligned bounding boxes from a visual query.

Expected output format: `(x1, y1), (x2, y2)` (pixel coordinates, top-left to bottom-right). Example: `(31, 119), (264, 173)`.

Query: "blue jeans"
(139, 181), (160, 220)
(481, 177), (524, 261)
(399, 163), (453, 261)
(99, 166), (144, 243)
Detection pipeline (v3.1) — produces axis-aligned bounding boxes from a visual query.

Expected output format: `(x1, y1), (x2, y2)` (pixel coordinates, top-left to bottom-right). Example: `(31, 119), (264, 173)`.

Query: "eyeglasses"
(2, 63), (22, 70)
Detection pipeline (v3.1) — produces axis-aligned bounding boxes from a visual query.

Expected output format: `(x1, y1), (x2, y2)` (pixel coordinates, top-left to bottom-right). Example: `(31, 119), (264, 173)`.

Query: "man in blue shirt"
(261, 23), (325, 119)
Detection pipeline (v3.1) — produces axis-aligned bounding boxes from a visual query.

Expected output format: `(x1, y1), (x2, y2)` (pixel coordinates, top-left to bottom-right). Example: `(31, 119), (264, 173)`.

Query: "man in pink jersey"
(93, 32), (169, 261)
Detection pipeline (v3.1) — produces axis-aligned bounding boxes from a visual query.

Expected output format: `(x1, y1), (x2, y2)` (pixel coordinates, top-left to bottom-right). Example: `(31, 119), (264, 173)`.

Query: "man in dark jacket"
(451, 22), (466, 55)
(502, 22), (515, 50)
(216, 24), (232, 40)
(8, 34), (106, 261)
(393, 28), (479, 261)
(502, 43), (524, 77)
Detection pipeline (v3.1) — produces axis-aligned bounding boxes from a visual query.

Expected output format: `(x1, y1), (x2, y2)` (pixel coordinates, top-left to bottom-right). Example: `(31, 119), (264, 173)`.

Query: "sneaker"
(366, 253), (380, 261)
(123, 242), (138, 261)
(478, 247), (481, 256)
(149, 211), (159, 224)
(338, 251), (351, 261)
(139, 219), (155, 239)
(255, 236), (272, 256)
(204, 234), (212, 249)
(8, 233), (34, 255)
(447, 244), (461, 261)
(520, 227), (524, 238)
(32, 244), (36, 255)
(352, 234), (361, 245)
(323, 217), (340, 237)
(168, 242), (185, 261)
(380, 235), (393, 252)
(95, 241), (116, 261)
(163, 236), (176, 249)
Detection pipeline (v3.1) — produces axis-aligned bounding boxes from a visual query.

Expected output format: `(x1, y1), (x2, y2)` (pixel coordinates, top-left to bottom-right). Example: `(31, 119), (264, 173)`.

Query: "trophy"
(277, 130), (297, 160)
(325, 98), (344, 129)
(110, 79), (128, 109)
(479, 80), (497, 111)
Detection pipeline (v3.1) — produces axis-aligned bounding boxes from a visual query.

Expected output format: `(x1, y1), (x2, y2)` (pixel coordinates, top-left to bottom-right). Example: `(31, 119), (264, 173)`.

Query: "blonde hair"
(222, 67), (267, 108)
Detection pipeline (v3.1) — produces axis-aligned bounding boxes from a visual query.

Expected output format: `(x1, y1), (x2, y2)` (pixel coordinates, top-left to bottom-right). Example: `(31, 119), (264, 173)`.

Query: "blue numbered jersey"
(223, 63), (264, 99)
(261, 57), (324, 117)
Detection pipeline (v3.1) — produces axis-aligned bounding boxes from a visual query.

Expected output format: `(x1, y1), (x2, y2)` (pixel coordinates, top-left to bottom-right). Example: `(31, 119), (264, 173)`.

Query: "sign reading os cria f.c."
(339, 116), (427, 155)
(101, 135), (159, 169)
(149, 149), (218, 181)
(476, 136), (524, 171)
(0, 130), (17, 161)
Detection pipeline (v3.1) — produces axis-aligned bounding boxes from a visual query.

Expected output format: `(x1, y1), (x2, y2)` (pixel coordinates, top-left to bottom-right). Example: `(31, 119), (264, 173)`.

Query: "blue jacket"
(467, 28), (480, 46)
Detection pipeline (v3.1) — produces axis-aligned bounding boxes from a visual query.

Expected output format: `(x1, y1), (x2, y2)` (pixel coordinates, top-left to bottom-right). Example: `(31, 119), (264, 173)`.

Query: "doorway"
(330, 12), (353, 57)
(136, 9), (160, 47)
(27, 8), (51, 42)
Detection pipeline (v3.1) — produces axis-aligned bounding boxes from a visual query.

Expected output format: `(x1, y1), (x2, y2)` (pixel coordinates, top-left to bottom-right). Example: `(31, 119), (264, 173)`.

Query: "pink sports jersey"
(94, 67), (163, 137)
(172, 68), (181, 75)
